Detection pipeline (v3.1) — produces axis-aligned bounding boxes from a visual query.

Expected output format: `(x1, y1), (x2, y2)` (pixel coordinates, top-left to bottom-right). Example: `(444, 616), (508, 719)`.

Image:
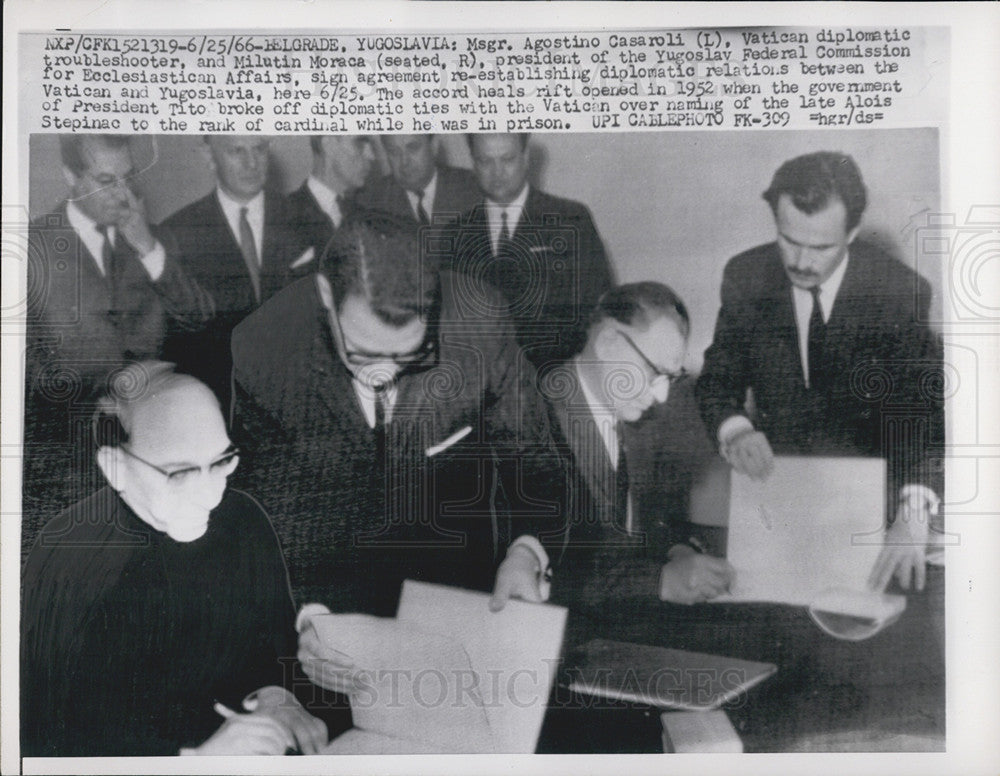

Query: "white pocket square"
(425, 425), (473, 457)
(529, 246), (551, 253)
(290, 247), (315, 269)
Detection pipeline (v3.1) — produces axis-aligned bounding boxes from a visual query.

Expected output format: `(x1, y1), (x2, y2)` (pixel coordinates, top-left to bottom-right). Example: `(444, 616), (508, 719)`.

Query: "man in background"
(161, 136), (311, 405)
(445, 133), (614, 372)
(23, 134), (212, 556)
(286, 135), (376, 261)
(355, 134), (480, 224)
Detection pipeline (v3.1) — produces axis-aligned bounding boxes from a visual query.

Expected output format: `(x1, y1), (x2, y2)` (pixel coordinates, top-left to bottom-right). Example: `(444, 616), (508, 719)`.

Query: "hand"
(869, 499), (930, 592)
(721, 429), (774, 481)
(489, 544), (542, 612)
(242, 686), (328, 755)
(296, 619), (364, 696)
(188, 710), (295, 755)
(115, 186), (156, 255)
(659, 546), (736, 604)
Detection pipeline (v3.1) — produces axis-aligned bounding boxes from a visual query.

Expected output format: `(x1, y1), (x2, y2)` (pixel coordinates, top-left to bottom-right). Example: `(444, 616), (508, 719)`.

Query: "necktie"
(98, 224), (114, 276)
(416, 190), (430, 225)
(373, 381), (389, 465)
(496, 210), (513, 257)
(615, 424), (631, 535)
(238, 206), (261, 304)
(99, 225), (126, 325)
(807, 285), (826, 390)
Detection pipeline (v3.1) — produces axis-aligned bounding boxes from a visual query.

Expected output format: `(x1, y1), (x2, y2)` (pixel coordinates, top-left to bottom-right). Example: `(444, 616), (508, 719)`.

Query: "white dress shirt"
(65, 200), (164, 281)
(485, 183), (530, 255)
(306, 176), (345, 229)
(216, 187), (264, 263)
(405, 170), (438, 221)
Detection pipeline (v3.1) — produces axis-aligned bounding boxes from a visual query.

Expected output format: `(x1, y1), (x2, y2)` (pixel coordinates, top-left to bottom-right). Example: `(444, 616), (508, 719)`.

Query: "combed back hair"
(762, 151), (868, 232)
(466, 133), (530, 154)
(590, 282), (691, 339)
(321, 209), (439, 327)
(91, 361), (206, 448)
(59, 134), (130, 175)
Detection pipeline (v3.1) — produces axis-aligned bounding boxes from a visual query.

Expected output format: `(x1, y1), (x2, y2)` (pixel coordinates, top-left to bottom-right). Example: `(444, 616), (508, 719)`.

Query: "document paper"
(714, 456), (888, 606)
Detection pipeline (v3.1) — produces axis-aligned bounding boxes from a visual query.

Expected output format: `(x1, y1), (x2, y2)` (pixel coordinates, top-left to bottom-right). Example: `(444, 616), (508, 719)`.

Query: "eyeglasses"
(616, 330), (687, 390)
(121, 445), (240, 487)
(327, 305), (438, 369)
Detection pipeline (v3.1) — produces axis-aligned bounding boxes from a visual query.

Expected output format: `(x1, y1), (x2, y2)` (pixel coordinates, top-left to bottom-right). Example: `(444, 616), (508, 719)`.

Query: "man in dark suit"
(23, 134), (213, 556)
(442, 133), (614, 372)
(160, 136), (313, 405)
(355, 134), (480, 224)
(697, 151), (945, 592)
(543, 283), (732, 620)
(230, 211), (566, 620)
(286, 135), (375, 261)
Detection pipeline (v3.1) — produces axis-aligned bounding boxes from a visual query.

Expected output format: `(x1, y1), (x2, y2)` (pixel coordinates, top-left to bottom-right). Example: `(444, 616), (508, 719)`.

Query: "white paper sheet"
(396, 580), (567, 754)
(713, 456), (888, 606)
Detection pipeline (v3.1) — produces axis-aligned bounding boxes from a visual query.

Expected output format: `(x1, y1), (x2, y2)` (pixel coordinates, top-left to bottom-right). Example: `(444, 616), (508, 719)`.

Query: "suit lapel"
(553, 375), (617, 510)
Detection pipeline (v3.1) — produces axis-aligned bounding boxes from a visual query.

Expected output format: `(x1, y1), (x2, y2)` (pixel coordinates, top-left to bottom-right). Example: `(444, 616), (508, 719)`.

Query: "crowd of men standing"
(21, 133), (944, 756)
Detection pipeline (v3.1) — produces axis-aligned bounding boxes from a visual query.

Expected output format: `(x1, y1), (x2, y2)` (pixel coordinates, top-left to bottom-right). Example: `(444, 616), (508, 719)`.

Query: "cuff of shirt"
(508, 535), (551, 602)
(899, 483), (941, 516)
(138, 240), (166, 281)
(295, 602), (332, 634)
(718, 415), (754, 447)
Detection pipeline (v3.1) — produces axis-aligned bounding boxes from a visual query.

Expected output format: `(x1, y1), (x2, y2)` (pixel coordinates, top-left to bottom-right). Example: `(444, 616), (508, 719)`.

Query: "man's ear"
(62, 166), (80, 194)
(96, 446), (126, 492)
(592, 325), (620, 362)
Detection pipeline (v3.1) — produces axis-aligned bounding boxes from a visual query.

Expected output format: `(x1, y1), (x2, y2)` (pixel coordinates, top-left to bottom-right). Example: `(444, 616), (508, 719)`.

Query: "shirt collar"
(406, 169), (438, 216)
(307, 176), (343, 227)
(66, 200), (111, 274)
(573, 357), (621, 468)
(216, 186), (264, 226)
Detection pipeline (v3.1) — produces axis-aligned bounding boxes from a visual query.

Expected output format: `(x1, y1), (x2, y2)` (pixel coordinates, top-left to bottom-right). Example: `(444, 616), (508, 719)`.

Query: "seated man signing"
(21, 362), (330, 757)
(544, 283), (734, 612)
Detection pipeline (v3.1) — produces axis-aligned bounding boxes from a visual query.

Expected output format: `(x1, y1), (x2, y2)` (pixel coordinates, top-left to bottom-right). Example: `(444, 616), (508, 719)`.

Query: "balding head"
(94, 363), (237, 542)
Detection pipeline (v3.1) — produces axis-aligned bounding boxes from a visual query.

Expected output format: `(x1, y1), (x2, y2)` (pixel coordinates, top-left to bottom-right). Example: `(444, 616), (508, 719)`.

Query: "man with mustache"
(697, 151), (945, 593)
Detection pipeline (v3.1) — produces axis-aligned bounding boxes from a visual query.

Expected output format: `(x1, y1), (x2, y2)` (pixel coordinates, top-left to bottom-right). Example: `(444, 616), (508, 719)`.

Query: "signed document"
(713, 456), (889, 607)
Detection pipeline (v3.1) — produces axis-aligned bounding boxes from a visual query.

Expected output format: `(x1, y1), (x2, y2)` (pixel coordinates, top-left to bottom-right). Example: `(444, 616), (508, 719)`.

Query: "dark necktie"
(496, 210), (513, 258)
(99, 225), (126, 322)
(373, 381), (389, 465)
(415, 189), (430, 225)
(807, 285), (827, 390)
(615, 424), (631, 534)
(238, 206), (261, 303)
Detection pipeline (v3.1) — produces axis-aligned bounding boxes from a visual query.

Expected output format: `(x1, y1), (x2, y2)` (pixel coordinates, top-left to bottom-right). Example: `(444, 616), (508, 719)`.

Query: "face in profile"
(602, 315), (687, 423)
(321, 136), (375, 191)
(65, 138), (139, 226)
(470, 134), (529, 206)
(207, 136), (270, 202)
(774, 194), (858, 289)
(382, 135), (436, 194)
(108, 381), (238, 542)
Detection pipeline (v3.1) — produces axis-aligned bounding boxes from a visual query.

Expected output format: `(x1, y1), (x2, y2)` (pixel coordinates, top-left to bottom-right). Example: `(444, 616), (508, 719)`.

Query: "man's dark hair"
(590, 282), (691, 339)
(321, 209), (439, 327)
(466, 133), (530, 155)
(59, 135), (130, 176)
(762, 151), (868, 232)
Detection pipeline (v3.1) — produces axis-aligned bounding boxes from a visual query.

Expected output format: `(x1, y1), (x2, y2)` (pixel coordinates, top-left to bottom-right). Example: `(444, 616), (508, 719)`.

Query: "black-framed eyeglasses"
(616, 330), (687, 390)
(120, 445), (240, 487)
(327, 301), (439, 369)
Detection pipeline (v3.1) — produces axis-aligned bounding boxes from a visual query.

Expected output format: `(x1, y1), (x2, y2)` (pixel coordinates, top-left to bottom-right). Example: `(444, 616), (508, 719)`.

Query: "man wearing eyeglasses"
(23, 134), (213, 559)
(231, 210), (567, 621)
(21, 362), (336, 757)
(542, 283), (733, 616)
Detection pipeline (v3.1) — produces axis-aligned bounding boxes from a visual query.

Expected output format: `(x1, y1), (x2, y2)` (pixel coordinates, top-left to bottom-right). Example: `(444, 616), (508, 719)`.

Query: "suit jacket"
(544, 368), (719, 615)
(285, 181), (362, 265)
(230, 271), (567, 614)
(697, 240), (944, 500)
(160, 189), (313, 404)
(441, 187), (615, 372)
(22, 204), (213, 556)
(355, 165), (481, 224)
